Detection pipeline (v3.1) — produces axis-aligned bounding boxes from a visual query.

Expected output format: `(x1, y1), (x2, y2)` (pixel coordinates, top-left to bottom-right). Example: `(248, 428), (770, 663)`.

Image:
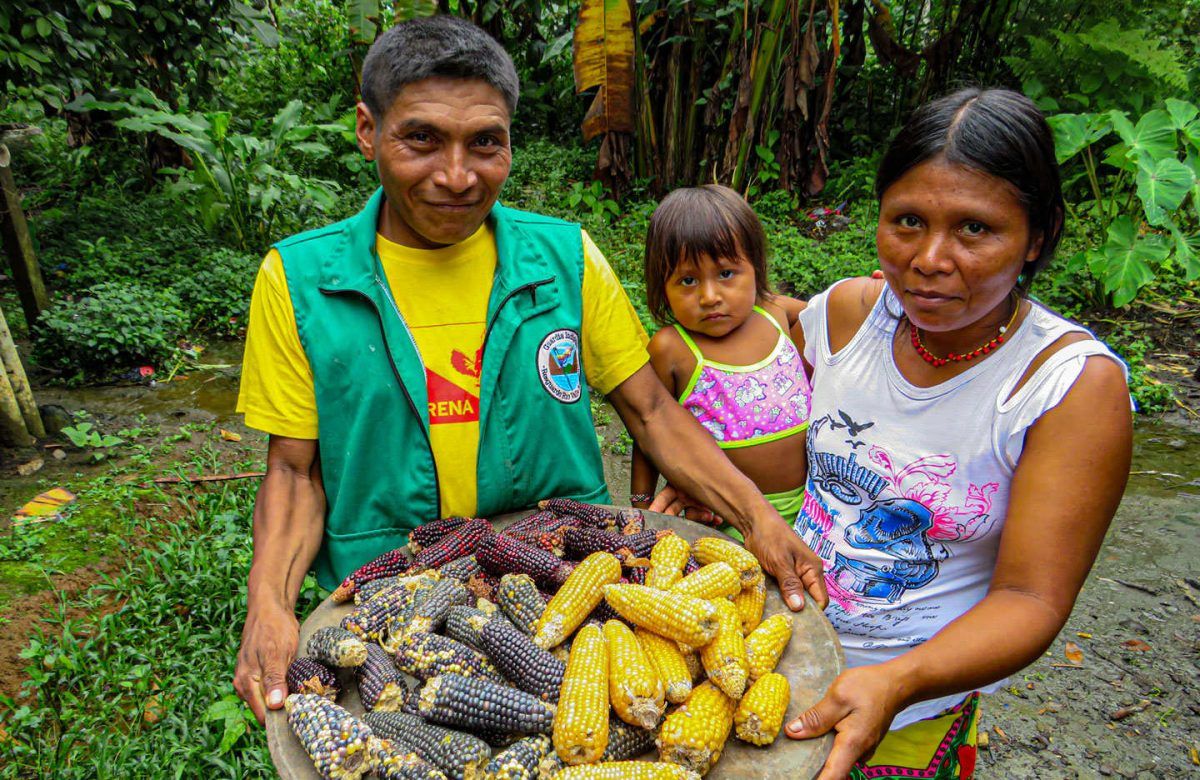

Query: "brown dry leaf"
(143, 695), (164, 724)
(1122, 639), (1152, 652)
(994, 726), (1009, 742)
(1189, 746), (1198, 765)
(1076, 631), (1093, 639)
(219, 429), (242, 442)
(16, 457), (44, 476)
(1064, 641), (1084, 664)
(977, 731), (990, 750)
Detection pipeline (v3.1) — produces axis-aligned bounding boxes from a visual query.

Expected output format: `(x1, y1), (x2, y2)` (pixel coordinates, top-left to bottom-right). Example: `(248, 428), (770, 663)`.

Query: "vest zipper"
(483, 278), (554, 346)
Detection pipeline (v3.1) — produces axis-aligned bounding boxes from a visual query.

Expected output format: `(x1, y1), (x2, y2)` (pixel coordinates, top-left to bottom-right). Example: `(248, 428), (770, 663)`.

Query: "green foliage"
(1009, 19), (1192, 116)
(171, 249), (259, 336)
(87, 88), (345, 250)
(567, 180), (621, 222)
(765, 202), (879, 297)
(61, 422), (124, 449)
(33, 282), (188, 379)
(1047, 98), (1200, 307)
(0, 0), (273, 114)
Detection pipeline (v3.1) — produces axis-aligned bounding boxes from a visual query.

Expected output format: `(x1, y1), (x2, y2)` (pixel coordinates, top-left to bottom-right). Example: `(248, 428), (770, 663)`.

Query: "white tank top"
(795, 281), (1126, 728)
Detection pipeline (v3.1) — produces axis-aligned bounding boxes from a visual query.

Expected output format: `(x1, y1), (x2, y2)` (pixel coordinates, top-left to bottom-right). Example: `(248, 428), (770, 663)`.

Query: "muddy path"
(0, 341), (1197, 777)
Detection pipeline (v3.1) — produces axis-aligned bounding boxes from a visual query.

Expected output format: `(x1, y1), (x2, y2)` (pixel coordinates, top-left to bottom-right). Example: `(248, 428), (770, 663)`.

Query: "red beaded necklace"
(909, 293), (1022, 367)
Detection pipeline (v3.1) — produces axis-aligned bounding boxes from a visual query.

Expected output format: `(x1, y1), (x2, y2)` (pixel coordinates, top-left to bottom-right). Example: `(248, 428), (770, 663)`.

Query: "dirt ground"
(1, 341), (1198, 777)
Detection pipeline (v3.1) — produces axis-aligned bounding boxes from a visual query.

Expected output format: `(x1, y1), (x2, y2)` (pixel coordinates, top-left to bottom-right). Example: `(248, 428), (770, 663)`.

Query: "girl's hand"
(785, 664), (906, 780)
(648, 484), (723, 527)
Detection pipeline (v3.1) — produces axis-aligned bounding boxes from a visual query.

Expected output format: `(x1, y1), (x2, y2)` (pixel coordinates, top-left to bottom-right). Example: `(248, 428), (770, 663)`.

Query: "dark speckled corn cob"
(561, 527), (641, 561)
(285, 693), (373, 779)
(478, 615), (565, 703)
(408, 577), (470, 634)
(495, 574), (547, 635)
(482, 734), (551, 779)
(499, 528), (565, 557)
(363, 710), (491, 780)
(437, 554), (482, 582)
(343, 580), (430, 641)
(306, 626), (368, 667)
(406, 519), (495, 573)
(390, 631), (504, 682)
(476, 535), (575, 588)
(682, 555), (701, 576)
(444, 604), (494, 650)
(333, 548), (412, 603)
(408, 516), (472, 554)
(367, 736), (448, 780)
(502, 509), (577, 536)
(357, 643), (409, 712)
(417, 673), (556, 735)
(616, 508), (646, 535)
(286, 656), (340, 700)
(537, 498), (619, 530)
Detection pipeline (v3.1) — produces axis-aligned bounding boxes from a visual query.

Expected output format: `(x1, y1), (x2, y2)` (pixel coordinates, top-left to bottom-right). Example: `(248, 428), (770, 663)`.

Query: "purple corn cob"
(616, 507), (645, 535)
(333, 547), (411, 603)
(286, 656), (340, 700)
(436, 555), (481, 582)
(408, 516), (472, 554)
(502, 509), (575, 536)
(405, 519), (494, 573)
(538, 498), (620, 530)
(476, 534), (574, 588)
(562, 527), (667, 562)
(499, 528), (565, 557)
(683, 554), (702, 575)
(357, 643), (410, 712)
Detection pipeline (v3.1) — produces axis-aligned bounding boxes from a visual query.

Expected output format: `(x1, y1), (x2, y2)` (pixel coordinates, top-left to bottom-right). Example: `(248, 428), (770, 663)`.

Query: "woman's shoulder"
(824, 277), (888, 354)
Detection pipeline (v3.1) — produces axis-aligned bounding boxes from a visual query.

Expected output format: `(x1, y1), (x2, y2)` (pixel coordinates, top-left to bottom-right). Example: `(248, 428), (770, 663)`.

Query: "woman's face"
(876, 157), (1043, 334)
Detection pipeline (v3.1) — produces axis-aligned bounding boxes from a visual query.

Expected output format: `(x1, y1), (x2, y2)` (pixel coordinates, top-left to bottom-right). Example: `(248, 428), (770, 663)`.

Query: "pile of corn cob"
(283, 500), (796, 779)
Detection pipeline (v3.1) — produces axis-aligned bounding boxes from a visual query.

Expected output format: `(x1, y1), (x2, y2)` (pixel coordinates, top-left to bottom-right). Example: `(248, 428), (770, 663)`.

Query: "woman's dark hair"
(644, 185), (771, 324)
(876, 88), (1065, 287)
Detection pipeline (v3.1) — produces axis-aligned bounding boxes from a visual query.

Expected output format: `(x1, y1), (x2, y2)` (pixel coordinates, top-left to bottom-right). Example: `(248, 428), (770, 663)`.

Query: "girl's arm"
(630, 329), (684, 507)
(785, 353), (1132, 779)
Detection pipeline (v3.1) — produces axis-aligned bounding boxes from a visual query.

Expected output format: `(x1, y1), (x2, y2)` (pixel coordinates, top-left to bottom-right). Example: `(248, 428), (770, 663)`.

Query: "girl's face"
(876, 157), (1043, 334)
(665, 252), (758, 338)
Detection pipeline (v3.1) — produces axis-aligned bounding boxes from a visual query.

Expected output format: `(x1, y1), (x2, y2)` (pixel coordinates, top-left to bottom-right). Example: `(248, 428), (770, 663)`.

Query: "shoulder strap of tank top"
(754, 304), (788, 338)
(672, 322), (705, 363)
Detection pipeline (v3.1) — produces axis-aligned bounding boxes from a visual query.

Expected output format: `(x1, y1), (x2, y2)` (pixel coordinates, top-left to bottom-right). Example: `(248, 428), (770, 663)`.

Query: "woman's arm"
(630, 330), (684, 508)
(786, 354), (1132, 779)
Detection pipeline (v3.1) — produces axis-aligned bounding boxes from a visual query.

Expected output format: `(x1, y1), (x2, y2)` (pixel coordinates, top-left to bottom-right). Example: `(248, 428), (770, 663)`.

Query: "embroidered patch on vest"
(537, 329), (582, 403)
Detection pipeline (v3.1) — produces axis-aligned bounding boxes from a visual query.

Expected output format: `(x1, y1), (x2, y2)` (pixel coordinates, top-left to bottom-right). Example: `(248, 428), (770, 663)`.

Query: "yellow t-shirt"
(237, 225), (648, 518)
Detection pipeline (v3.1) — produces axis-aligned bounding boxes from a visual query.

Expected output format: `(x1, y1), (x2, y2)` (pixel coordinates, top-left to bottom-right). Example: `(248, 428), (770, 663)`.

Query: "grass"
(0, 450), (323, 778)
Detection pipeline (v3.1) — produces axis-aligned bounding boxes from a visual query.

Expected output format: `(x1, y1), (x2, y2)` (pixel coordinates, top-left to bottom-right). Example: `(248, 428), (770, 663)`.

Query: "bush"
(766, 203), (879, 298)
(171, 249), (260, 336)
(34, 283), (188, 379)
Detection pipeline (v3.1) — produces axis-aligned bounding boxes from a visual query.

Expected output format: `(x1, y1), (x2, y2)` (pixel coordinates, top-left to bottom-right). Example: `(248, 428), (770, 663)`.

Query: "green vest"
(276, 189), (609, 589)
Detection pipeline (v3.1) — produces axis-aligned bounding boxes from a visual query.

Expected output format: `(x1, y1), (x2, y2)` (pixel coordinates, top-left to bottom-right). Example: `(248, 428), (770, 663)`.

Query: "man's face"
(356, 76), (512, 248)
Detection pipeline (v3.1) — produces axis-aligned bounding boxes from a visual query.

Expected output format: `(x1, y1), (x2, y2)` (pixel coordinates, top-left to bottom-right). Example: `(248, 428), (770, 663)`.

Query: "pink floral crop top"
(674, 307), (812, 448)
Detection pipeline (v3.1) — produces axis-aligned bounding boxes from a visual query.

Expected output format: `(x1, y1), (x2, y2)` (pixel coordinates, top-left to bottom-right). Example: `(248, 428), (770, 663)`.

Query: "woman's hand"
(743, 515), (829, 611)
(648, 483), (723, 527)
(785, 664), (907, 780)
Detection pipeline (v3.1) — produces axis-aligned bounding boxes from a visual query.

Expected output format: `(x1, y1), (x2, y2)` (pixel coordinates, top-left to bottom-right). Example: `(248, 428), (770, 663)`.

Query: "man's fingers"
(777, 572), (807, 611)
(236, 669), (269, 726)
(263, 661), (289, 711)
(785, 694), (841, 739)
(648, 486), (678, 514)
(816, 732), (865, 780)
(800, 561), (829, 609)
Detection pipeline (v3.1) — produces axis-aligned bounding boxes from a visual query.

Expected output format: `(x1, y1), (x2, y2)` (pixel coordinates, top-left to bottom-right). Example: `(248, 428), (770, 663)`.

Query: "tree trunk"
(0, 301), (43, 438)
(0, 302), (32, 447)
(0, 144), (49, 327)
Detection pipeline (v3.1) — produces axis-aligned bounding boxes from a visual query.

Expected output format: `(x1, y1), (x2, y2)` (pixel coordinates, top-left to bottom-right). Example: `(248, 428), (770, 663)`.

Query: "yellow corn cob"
(635, 628), (692, 704)
(645, 534), (691, 590)
(553, 624), (610, 765)
(669, 562), (740, 601)
(603, 620), (665, 729)
(699, 599), (748, 699)
(691, 537), (763, 588)
(732, 579), (766, 634)
(602, 585), (718, 647)
(734, 672), (790, 745)
(656, 681), (735, 776)
(555, 762), (701, 780)
(745, 613), (793, 681)
(535, 552), (622, 649)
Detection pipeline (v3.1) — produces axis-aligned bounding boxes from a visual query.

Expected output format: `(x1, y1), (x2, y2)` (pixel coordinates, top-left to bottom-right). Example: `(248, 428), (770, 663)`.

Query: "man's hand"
(784, 663), (905, 780)
(743, 516), (829, 611)
(648, 484), (723, 527)
(233, 600), (300, 725)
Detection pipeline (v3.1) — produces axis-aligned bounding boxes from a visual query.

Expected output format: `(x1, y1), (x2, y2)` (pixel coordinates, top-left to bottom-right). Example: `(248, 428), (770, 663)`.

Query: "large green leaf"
(1109, 109), (1177, 164)
(1165, 98), (1199, 130)
(1047, 113), (1110, 164)
(1135, 157), (1195, 226)
(348, 0), (379, 45)
(574, 0), (635, 141)
(1097, 215), (1170, 307)
(1167, 222), (1200, 280)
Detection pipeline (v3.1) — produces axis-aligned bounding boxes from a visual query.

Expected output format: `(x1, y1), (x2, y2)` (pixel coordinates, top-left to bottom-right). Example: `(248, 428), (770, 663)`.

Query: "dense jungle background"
(0, 1), (1197, 777)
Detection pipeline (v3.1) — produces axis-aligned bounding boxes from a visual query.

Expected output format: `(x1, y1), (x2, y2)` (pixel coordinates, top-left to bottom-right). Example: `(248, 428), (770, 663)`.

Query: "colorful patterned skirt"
(851, 693), (981, 780)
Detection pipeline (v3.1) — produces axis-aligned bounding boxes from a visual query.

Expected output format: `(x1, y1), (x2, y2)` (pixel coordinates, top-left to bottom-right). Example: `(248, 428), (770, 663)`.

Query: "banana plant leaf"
(574, 0), (635, 141)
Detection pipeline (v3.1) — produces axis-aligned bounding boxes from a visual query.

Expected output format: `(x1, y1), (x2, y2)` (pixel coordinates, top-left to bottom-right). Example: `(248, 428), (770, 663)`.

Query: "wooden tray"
(267, 509), (845, 778)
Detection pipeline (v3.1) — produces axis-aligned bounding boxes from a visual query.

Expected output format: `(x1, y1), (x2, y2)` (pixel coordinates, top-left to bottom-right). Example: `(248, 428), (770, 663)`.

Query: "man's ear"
(355, 102), (377, 162)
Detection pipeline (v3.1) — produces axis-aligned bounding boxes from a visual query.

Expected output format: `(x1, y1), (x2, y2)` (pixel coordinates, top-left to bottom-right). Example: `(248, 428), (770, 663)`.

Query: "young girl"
(630, 185), (812, 538)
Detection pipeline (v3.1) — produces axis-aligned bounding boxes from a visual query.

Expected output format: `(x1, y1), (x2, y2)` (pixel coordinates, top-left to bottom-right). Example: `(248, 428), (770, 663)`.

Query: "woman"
(781, 89), (1132, 779)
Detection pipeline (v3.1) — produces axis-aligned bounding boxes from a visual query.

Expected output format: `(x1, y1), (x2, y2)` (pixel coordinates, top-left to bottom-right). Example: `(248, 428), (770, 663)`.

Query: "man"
(233, 15), (826, 724)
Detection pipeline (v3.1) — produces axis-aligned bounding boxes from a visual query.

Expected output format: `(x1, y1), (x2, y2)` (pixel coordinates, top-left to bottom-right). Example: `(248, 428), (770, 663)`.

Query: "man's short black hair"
(360, 15), (520, 120)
